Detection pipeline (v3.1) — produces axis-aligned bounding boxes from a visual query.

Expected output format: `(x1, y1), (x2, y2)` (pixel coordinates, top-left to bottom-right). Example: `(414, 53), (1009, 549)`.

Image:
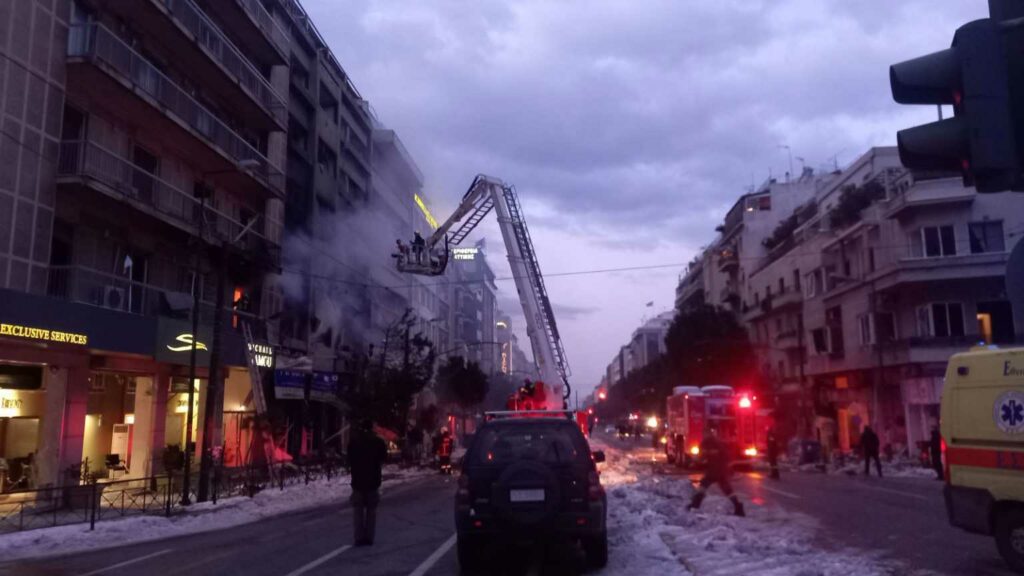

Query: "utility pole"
(181, 189), (209, 506)
(197, 247), (226, 503)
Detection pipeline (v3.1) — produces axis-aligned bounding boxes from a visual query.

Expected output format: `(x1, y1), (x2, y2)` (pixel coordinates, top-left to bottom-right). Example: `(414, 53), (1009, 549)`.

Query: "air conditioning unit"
(103, 285), (127, 310)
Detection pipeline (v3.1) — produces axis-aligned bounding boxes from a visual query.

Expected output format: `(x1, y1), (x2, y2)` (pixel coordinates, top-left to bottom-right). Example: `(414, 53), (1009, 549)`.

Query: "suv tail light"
(587, 471), (604, 502)
(456, 474), (470, 504)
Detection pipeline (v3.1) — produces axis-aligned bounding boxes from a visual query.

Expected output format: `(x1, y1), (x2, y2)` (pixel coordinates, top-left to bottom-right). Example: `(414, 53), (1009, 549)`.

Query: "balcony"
(56, 140), (278, 254)
(46, 265), (264, 329)
(774, 329), (801, 350)
(717, 247), (739, 272)
(94, 0), (286, 130)
(203, 0), (290, 66)
(66, 23), (284, 197)
(884, 179), (975, 219)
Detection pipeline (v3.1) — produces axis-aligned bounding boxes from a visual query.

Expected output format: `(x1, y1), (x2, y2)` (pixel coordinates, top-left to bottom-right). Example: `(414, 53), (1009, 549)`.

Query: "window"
(778, 278), (785, 293)
(745, 195), (771, 212)
(968, 221), (1004, 254)
(812, 328), (829, 354)
(804, 269), (821, 298)
(859, 312), (896, 345)
(915, 225), (956, 258)
(793, 269), (801, 291)
(868, 247), (875, 272)
(317, 139), (336, 176)
(917, 303), (965, 338)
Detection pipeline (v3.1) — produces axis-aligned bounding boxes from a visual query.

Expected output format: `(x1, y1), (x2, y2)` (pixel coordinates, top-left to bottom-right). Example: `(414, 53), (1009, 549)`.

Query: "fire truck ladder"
(447, 185), (495, 245)
(241, 321), (268, 415)
(500, 184), (571, 391)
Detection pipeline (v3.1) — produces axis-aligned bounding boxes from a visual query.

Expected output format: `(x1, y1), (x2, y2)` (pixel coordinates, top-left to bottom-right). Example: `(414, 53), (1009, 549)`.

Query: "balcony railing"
(46, 265), (265, 328)
(159, 0), (286, 125)
(67, 23), (284, 194)
(237, 0), (290, 57)
(57, 140), (270, 247)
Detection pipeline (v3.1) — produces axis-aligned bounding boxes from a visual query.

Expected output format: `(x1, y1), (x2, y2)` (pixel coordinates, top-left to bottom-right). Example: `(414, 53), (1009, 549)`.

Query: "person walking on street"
(766, 428), (780, 480)
(687, 427), (745, 517)
(929, 427), (944, 481)
(861, 425), (882, 477)
(348, 419), (387, 546)
(435, 427), (454, 475)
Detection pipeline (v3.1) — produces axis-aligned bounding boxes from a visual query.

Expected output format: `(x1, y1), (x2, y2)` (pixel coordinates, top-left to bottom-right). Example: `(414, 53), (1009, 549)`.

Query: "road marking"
(76, 549), (173, 576)
(408, 533), (457, 576)
(852, 483), (930, 501)
(756, 484), (802, 500)
(283, 545), (352, 576)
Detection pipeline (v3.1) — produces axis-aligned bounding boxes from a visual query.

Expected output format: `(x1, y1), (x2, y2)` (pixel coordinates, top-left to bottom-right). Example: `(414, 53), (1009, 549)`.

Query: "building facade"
(678, 146), (1024, 457)
(0, 0), (291, 489)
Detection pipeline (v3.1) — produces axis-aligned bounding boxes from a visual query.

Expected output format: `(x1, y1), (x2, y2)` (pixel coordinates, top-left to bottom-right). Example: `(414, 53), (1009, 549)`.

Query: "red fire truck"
(493, 380), (591, 437)
(664, 385), (771, 468)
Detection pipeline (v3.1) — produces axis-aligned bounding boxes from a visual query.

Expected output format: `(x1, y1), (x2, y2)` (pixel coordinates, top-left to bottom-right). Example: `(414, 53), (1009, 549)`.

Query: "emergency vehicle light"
(690, 446), (700, 455)
(744, 447), (758, 457)
(739, 396), (752, 409)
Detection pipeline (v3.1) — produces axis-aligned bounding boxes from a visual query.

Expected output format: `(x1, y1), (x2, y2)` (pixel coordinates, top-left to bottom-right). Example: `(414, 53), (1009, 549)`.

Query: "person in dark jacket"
(861, 425), (882, 477)
(766, 428), (780, 480)
(687, 427), (745, 516)
(348, 419), (387, 546)
(929, 427), (944, 481)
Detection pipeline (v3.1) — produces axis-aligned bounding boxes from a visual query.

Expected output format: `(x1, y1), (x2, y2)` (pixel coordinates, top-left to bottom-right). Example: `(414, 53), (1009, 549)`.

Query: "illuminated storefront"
(0, 366), (46, 491)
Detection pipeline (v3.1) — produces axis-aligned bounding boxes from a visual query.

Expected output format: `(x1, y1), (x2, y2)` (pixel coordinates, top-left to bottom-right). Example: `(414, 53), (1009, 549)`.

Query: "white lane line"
(408, 533), (457, 576)
(76, 549), (174, 576)
(756, 484), (802, 500)
(283, 545), (352, 576)
(854, 484), (929, 501)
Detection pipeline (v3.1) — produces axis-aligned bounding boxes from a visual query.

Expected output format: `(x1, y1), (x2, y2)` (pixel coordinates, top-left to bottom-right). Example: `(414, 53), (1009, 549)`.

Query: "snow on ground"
(796, 458), (940, 480)
(0, 465), (434, 562)
(596, 439), (929, 576)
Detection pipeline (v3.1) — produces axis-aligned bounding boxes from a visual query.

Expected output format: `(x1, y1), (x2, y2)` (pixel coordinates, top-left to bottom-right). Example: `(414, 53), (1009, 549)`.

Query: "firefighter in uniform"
(687, 426), (746, 516)
(435, 427), (454, 475)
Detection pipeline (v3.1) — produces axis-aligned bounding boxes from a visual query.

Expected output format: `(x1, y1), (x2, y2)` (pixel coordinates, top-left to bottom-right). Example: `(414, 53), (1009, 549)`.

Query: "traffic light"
(890, 19), (1020, 192)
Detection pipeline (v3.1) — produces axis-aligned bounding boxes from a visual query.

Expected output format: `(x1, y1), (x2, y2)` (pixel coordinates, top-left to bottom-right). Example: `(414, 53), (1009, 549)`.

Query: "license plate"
(509, 489), (545, 503)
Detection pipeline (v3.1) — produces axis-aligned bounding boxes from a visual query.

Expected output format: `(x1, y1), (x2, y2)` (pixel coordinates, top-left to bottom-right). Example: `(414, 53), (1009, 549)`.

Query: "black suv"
(455, 417), (608, 571)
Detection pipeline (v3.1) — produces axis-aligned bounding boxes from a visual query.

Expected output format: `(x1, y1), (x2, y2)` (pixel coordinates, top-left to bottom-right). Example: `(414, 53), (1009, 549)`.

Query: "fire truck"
(664, 385), (771, 468)
(394, 175), (570, 411)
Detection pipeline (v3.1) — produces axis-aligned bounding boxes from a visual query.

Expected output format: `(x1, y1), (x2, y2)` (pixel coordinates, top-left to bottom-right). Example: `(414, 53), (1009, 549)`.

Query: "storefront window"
(164, 378), (205, 454)
(0, 364), (45, 491)
(82, 373), (136, 479)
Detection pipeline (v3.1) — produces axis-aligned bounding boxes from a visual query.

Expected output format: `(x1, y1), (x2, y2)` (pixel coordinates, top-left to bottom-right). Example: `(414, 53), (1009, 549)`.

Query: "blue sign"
(310, 372), (339, 403)
(274, 369), (306, 400)
(994, 391), (1024, 434)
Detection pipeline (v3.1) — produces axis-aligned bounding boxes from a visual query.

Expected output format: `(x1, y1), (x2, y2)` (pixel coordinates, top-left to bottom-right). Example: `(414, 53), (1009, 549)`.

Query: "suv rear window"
(472, 423), (588, 466)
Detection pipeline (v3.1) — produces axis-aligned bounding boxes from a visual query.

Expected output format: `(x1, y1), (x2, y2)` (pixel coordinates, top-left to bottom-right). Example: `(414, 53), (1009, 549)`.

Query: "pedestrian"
(687, 426), (746, 517)
(861, 425), (882, 477)
(929, 427), (944, 481)
(347, 419), (387, 546)
(435, 427), (453, 474)
(766, 428), (780, 480)
(412, 232), (426, 264)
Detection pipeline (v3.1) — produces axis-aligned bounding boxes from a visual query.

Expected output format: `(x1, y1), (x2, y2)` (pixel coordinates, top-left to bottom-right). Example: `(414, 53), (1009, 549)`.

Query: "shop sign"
(0, 322), (88, 345)
(248, 342), (274, 369)
(274, 369), (306, 400)
(156, 319), (212, 366)
(453, 247), (478, 261)
(310, 372), (339, 403)
(0, 394), (24, 417)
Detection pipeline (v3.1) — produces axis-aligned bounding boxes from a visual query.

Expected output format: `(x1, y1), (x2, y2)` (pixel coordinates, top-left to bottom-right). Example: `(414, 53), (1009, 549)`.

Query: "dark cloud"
(302, 0), (989, 389)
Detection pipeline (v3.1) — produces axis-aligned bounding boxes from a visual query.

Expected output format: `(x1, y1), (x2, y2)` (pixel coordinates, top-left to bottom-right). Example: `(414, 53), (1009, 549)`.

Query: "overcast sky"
(303, 0), (989, 396)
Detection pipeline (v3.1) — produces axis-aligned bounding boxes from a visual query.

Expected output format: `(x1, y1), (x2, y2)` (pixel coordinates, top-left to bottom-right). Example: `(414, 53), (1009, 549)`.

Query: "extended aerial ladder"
(396, 175), (571, 409)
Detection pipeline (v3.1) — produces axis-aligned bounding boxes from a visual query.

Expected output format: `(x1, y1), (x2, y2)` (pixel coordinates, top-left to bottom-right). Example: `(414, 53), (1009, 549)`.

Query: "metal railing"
(67, 23), (284, 193)
(57, 140), (269, 247)
(0, 460), (346, 534)
(159, 0), (286, 125)
(237, 0), (290, 57)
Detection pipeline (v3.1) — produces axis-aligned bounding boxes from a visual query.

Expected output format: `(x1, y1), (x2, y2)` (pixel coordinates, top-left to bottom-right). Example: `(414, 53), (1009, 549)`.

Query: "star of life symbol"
(994, 391), (1024, 434)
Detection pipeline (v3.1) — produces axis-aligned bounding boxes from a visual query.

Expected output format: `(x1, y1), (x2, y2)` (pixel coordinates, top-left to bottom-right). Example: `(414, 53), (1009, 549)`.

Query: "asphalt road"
(0, 475), (460, 576)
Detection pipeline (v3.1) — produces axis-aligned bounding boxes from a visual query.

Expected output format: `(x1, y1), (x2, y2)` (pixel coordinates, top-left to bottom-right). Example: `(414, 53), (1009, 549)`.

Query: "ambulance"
(941, 346), (1024, 572)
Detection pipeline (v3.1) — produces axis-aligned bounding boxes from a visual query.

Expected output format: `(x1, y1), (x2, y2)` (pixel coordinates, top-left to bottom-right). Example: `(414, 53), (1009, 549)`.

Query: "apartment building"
(0, 0), (290, 488)
(447, 243), (499, 375)
(741, 147), (1024, 455)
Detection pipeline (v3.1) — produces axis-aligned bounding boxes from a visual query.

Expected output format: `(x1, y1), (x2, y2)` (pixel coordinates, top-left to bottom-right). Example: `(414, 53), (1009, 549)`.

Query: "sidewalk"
(0, 465), (433, 562)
